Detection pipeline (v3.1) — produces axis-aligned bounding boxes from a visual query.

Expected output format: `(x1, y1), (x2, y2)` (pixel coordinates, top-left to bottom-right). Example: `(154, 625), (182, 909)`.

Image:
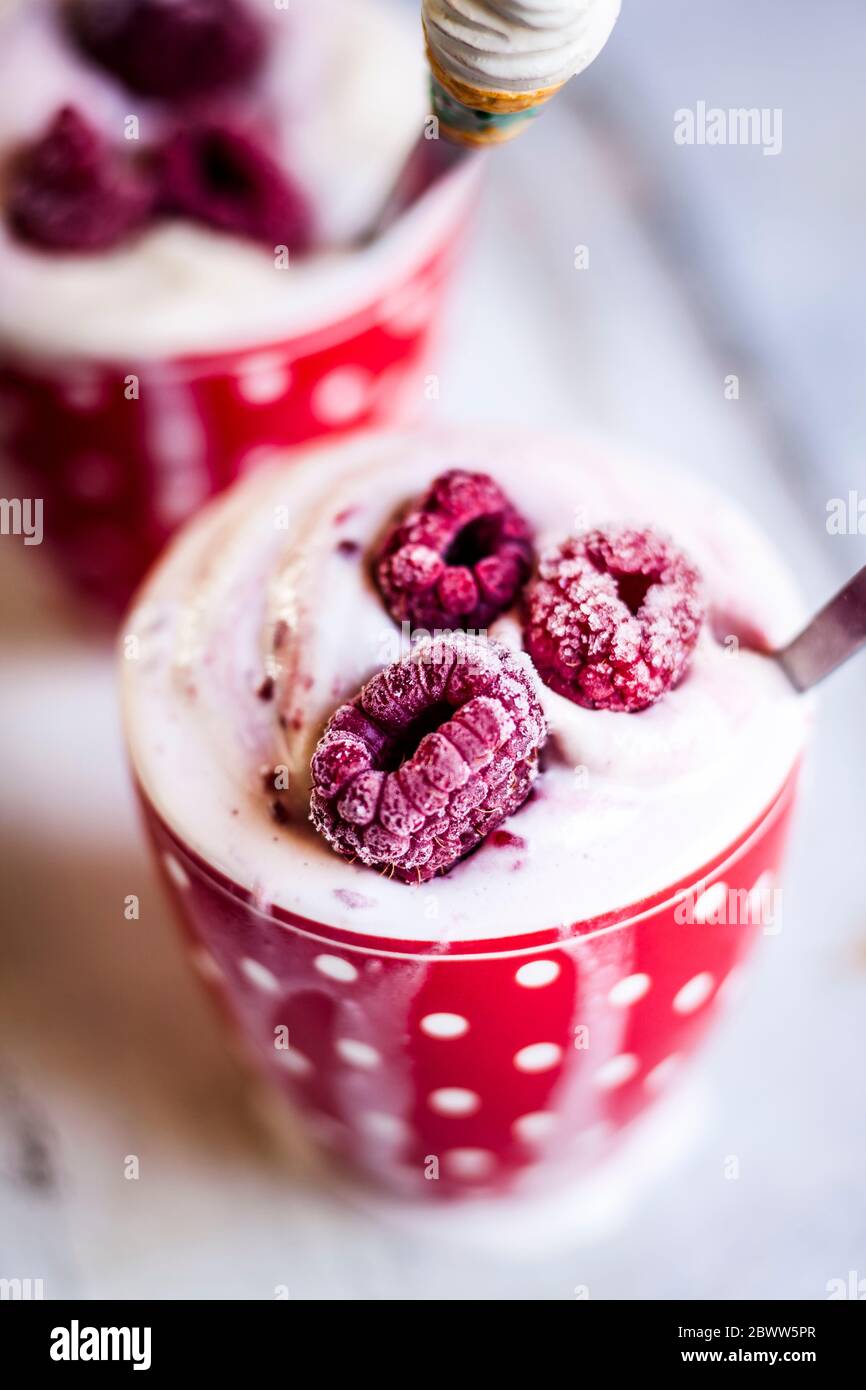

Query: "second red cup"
(0, 167), (476, 611)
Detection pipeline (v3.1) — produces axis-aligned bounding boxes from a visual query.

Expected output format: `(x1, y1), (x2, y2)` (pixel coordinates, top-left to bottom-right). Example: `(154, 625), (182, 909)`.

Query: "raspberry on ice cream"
(309, 633), (547, 883)
(375, 470), (533, 633)
(524, 525), (705, 712)
(68, 0), (265, 100)
(7, 105), (154, 252)
(158, 122), (312, 250)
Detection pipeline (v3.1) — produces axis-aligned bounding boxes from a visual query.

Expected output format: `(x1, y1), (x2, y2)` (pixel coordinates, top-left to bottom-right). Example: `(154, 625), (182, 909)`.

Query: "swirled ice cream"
(122, 428), (810, 944)
(422, 0), (621, 96)
(0, 0), (431, 358)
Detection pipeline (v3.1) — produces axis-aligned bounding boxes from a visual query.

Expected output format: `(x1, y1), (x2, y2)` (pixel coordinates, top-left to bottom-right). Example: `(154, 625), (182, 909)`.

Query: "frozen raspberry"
(7, 106), (154, 252)
(158, 122), (311, 249)
(523, 526), (704, 712)
(68, 0), (264, 100)
(376, 470), (533, 633)
(309, 633), (546, 883)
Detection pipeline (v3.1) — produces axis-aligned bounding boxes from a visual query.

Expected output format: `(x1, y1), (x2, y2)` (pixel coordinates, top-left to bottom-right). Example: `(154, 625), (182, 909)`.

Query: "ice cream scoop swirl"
(422, 0), (621, 95)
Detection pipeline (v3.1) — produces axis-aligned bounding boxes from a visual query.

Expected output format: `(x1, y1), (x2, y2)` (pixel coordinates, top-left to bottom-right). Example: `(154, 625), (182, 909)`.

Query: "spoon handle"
(362, 135), (477, 245)
(775, 564), (866, 692)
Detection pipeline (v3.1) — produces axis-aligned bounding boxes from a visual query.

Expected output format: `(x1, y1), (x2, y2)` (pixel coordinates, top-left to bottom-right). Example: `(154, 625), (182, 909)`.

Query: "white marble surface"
(1, 0), (865, 1299)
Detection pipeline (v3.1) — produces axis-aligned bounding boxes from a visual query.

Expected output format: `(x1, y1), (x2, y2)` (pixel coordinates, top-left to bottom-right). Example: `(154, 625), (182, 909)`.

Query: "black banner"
(2, 1298), (864, 1373)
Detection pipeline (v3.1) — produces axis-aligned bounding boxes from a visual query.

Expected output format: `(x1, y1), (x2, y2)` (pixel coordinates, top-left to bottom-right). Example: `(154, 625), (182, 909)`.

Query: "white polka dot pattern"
(693, 881), (728, 923)
(143, 753), (801, 1198)
(188, 946), (223, 984)
(162, 852), (190, 891)
(515, 959), (560, 988)
(314, 954), (358, 983)
(335, 1039), (381, 1069)
(749, 871), (775, 924)
(358, 1112), (409, 1142)
(672, 972), (715, 1015)
(644, 1054), (681, 1092)
(240, 957), (279, 993)
(312, 366), (373, 425)
(594, 1052), (640, 1091)
(419, 1012), (469, 1039)
(443, 1148), (495, 1179)
(274, 1046), (313, 1078)
(608, 972), (651, 1007)
(512, 1111), (557, 1143)
(428, 1087), (480, 1116)
(236, 356), (292, 404)
(513, 1042), (563, 1074)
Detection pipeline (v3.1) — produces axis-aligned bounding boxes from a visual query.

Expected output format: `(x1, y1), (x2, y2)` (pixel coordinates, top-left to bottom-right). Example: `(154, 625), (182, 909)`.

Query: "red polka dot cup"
(142, 764), (800, 1200)
(0, 170), (476, 614)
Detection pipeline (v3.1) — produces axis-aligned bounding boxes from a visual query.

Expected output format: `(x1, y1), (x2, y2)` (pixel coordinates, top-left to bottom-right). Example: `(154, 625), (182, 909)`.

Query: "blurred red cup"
(137, 764), (800, 1201)
(0, 166), (478, 614)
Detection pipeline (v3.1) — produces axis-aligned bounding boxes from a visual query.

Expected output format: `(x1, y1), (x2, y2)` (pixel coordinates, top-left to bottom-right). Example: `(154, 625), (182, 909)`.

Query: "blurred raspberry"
(7, 105), (154, 252)
(157, 121), (312, 248)
(68, 0), (265, 99)
(376, 469), (533, 633)
(523, 526), (704, 712)
(310, 633), (547, 883)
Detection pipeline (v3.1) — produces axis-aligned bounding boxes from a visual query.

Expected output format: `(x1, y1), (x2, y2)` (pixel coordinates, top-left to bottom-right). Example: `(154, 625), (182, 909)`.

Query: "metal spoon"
(361, 135), (480, 245)
(775, 564), (866, 692)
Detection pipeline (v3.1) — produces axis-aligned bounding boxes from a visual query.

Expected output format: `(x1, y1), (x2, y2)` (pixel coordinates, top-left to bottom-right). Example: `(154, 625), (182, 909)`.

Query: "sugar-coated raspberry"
(376, 470), (533, 633)
(309, 633), (546, 883)
(7, 106), (154, 252)
(68, 0), (264, 100)
(523, 526), (704, 712)
(158, 122), (312, 249)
